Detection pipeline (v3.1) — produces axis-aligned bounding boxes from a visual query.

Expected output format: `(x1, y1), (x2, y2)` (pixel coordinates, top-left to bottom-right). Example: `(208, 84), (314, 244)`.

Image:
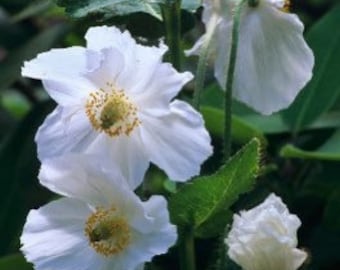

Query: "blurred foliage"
(0, 0), (339, 269)
(54, 0), (200, 20)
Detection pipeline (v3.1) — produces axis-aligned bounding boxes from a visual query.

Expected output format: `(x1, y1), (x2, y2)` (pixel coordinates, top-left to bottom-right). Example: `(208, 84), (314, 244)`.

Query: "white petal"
(134, 63), (193, 116)
(87, 131), (150, 190)
(217, 4), (314, 115)
(85, 48), (125, 90)
(107, 196), (177, 270)
(21, 198), (106, 270)
(139, 100), (213, 181)
(85, 26), (169, 96)
(226, 193), (307, 270)
(35, 106), (98, 161)
(214, 18), (232, 89)
(38, 154), (141, 208)
(85, 26), (137, 52)
(22, 47), (99, 106)
(185, 34), (205, 56)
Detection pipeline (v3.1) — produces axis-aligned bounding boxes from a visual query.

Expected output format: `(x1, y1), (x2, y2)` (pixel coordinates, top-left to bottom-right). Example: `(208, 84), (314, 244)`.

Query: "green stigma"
(100, 99), (126, 130)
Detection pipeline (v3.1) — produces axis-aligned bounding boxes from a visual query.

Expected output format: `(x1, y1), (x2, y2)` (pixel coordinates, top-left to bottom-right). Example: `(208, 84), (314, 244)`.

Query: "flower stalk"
(162, 0), (182, 71)
(223, 0), (245, 160)
(179, 226), (196, 270)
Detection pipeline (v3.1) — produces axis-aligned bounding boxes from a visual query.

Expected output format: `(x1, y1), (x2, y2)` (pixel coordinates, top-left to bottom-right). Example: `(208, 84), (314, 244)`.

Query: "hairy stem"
(223, 1), (245, 160)
(179, 226), (196, 270)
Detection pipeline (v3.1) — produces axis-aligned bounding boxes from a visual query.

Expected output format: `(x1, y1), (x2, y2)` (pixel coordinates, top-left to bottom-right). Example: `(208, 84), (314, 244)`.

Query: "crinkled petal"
(85, 26), (169, 96)
(291, 248), (308, 270)
(139, 100), (212, 181)
(38, 154), (141, 208)
(215, 4), (314, 115)
(85, 47), (125, 90)
(21, 198), (106, 270)
(35, 106), (98, 161)
(226, 193), (307, 270)
(134, 63), (193, 116)
(22, 47), (99, 106)
(87, 131), (150, 190)
(107, 196), (177, 270)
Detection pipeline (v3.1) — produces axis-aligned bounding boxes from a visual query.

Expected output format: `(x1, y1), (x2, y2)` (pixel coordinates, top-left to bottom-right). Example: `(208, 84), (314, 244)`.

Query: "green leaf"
(55, 0), (166, 20)
(169, 138), (260, 238)
(241, 112), (340, 134)
(2, 90), (31, 118)
(55, 0), (200, 20)
(280, 129), (340, 161)
(282, 4), (340, 133)
(0, 101), (55, 254)
(0, 24), (68, 91)
(201, 106), (267, 146)
(0, 254), (33, 270)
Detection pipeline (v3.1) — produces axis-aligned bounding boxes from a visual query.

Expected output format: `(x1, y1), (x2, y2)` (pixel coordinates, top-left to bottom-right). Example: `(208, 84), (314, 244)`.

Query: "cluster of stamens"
(85, 83), (140, 137)
(282, 0), (291, 12)
(85, 206), (131, 257)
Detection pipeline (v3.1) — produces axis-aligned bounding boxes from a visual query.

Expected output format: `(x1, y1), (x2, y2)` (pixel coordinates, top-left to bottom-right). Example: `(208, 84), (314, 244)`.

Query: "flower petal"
(215, 4), (314, 115)
(87, 131), (150, 190)
(140, 100), (213, 181)
(21, 198), (106, 270)
(22, 47), (99, 106)
(134, 63), (193, 116)
(35, 106), (98, 161)
(84, 48), (125, 91)
(107, 196), (177, 270)
(85, 26), (169, 96)
(226, 193), (307, 270)
(38, 154), (139, 207)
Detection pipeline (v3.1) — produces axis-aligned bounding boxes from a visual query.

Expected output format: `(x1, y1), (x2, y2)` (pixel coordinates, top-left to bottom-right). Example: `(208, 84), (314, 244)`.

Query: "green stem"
(223, 1), (245, 160)
(162, 0), (182, 71)
(179, 226), (196, 270)
(193, 16), (218, 110)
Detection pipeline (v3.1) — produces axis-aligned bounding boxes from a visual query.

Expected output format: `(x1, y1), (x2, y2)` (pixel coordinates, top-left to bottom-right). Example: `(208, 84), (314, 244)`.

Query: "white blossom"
(21, 155), (177, 270)
(22, 26), (212, 189)
(187, 0), (314, 115)
(225, 193), (307, 270)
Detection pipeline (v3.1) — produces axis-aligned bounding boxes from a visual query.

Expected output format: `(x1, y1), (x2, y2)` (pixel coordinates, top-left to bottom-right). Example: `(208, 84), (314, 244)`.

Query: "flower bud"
(225, 193), (307, 270)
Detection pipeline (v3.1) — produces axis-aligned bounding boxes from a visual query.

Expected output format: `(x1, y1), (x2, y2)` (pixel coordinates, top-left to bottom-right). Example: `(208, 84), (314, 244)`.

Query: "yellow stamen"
(282, 0), (291, 12)
(85, 206), (131, 257)
(85, 83), (140, 137)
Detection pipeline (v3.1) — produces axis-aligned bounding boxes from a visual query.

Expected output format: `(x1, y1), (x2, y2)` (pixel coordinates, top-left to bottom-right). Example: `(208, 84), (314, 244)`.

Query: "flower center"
(85, 206), (131, 257)
(282, 0), (290, 12)
(85, 85), (140, 137)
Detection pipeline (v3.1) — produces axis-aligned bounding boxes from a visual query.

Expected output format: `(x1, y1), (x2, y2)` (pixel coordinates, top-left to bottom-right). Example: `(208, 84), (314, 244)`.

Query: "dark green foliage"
(169, 139), (260, 238)
(282, 4), (340, 133)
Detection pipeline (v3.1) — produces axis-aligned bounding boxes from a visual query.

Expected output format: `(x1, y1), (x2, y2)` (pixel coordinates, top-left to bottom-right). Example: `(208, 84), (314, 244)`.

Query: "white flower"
(187, 0), (314, 115)
(21, 155), (177, 270)
(225, 193), (307, 270)
(22, 26), (212, 189)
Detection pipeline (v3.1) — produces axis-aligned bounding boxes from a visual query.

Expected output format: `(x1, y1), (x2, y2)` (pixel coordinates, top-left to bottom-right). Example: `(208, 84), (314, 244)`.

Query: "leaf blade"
(169, 138), (260, 238)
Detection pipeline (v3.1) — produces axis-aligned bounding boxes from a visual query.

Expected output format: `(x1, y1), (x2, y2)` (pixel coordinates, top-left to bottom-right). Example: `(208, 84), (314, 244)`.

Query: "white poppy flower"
(225, 193), (307, 270)
(22, 26), (212, 189)
(187, 0), (314, 115)
(21, 155), (177, 270)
